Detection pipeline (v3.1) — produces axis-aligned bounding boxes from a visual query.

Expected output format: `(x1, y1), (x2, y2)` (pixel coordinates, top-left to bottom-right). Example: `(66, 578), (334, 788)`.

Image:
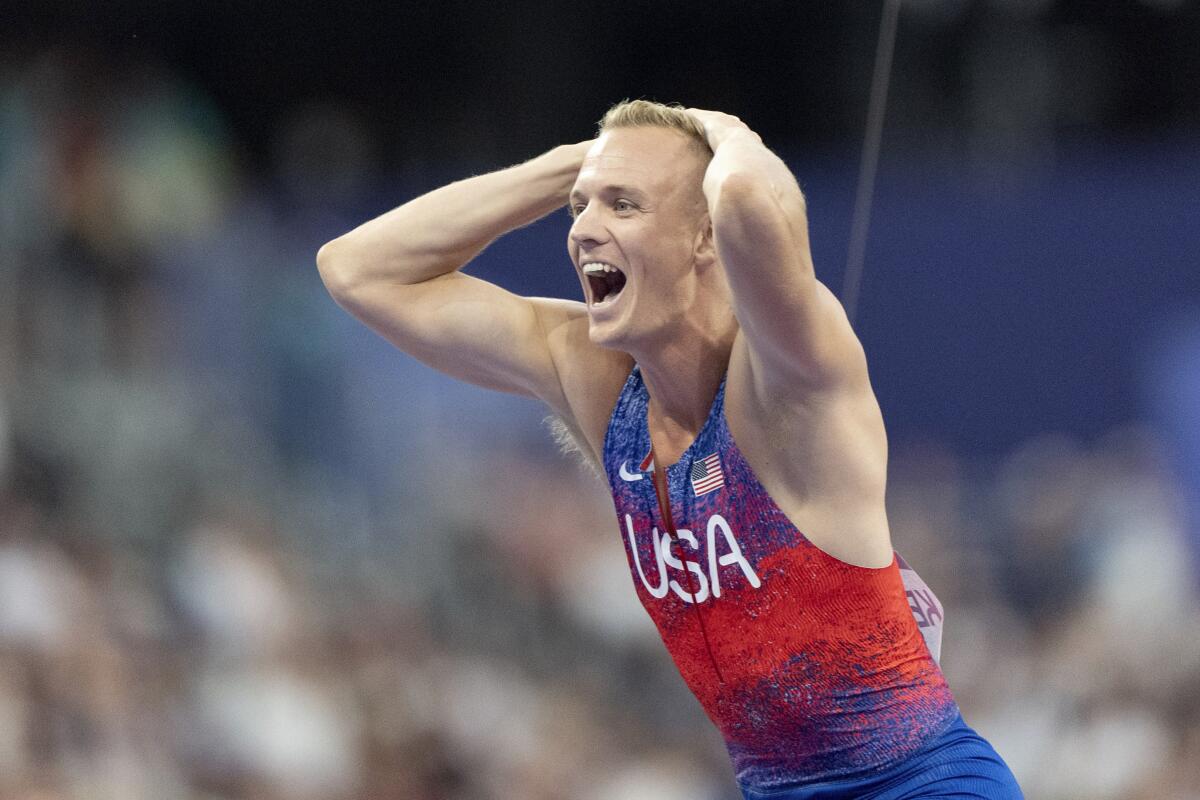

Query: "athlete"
(317, 100), (1023, 798)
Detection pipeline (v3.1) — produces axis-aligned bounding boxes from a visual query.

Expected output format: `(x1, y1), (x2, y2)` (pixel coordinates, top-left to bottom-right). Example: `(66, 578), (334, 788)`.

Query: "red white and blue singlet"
(602, 365), (1022, 797)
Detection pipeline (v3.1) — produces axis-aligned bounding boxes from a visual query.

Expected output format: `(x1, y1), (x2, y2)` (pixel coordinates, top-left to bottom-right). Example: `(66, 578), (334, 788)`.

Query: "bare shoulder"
(725, 327), (893, 567)
(531, 298), (634, 470)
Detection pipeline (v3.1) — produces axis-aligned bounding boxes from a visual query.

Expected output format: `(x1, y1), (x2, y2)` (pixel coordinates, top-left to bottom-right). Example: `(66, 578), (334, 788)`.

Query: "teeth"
(582, 262), (619, 274)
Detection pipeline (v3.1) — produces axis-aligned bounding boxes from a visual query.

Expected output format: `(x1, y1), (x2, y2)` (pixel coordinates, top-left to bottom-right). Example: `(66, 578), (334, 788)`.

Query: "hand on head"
(685, 108), (761, 149)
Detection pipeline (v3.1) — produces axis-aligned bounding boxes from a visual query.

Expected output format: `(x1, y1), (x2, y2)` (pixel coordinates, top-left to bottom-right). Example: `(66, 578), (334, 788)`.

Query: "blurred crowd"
(2, 48), (1199, 800)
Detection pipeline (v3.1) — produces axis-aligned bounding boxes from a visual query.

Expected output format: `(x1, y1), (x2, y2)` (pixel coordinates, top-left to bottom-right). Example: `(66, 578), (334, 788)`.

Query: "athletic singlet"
(602, 365), (960, 791)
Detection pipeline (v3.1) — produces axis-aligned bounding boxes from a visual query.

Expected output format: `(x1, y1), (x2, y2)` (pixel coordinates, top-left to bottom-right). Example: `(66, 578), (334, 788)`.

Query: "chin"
(585, 288), (643, 351)
(587, 319), (627, 350)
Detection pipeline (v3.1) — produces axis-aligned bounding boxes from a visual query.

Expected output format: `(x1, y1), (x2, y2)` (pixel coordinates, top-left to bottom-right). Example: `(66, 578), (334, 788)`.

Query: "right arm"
(316, 142), (593, 404)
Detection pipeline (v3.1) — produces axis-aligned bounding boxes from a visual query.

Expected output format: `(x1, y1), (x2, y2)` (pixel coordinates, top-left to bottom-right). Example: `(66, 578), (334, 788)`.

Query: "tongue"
(589, 271), (626, 304)
(608, 270), (627, 298)
(587, 274), (609, 302)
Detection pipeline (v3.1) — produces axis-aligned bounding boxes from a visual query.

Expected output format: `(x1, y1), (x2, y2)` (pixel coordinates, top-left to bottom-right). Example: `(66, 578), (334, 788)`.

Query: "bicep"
(329, 270), (578, 404)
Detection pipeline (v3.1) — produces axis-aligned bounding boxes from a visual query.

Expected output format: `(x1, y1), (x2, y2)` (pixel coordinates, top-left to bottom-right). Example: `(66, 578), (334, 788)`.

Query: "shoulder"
(726, 324), (890, 551)
(726, 321), (884, 470)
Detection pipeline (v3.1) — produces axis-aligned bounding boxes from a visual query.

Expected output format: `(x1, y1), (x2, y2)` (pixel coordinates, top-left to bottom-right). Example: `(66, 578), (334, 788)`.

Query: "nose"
(569, 203), (607, 248)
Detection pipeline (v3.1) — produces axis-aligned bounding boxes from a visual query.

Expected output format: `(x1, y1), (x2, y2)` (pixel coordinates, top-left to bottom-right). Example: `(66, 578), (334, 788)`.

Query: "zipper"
(649, 446), (727, 687)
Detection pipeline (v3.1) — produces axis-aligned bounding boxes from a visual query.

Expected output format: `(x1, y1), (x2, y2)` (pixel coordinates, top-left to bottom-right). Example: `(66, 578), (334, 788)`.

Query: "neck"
(631, 312), (737, 440)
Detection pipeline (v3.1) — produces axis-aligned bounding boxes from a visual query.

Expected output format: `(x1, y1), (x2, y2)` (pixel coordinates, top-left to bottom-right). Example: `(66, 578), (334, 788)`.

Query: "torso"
(595, 361), (958, 790)
(552, 323), (893, 568)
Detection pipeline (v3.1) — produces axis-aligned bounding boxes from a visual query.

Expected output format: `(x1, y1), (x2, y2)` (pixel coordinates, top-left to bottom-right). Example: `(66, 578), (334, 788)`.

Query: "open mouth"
(583, 262), (627, 306)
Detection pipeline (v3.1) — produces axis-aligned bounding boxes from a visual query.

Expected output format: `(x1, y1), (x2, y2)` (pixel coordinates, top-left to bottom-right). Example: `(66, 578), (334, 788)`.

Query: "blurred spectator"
(1, 39), (1197, 800)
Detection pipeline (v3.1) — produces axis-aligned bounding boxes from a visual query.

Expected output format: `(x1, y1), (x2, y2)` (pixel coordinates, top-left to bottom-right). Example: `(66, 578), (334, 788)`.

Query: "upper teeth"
(583, 262), (619, 274)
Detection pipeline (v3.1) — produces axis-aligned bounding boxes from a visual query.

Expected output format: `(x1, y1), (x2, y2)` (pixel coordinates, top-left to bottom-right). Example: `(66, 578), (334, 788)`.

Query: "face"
(567, 127), (712, 349)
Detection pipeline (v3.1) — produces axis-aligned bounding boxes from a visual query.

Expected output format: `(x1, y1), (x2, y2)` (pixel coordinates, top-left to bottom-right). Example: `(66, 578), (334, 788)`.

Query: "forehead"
(573, 127), (700, 194)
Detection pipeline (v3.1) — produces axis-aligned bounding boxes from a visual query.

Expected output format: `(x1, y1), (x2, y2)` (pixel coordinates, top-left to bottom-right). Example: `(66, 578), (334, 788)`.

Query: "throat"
(639, 361), (730, 468)
(647, 407), (703, 468)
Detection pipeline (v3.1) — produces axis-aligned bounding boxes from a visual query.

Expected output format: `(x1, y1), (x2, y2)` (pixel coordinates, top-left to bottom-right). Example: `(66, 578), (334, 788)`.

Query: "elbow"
(316, 236), (363, 302)
(315, 236), (345, 286)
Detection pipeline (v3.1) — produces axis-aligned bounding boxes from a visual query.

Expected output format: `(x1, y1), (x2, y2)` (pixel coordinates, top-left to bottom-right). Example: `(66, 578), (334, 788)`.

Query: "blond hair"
(598, 99), (712, 158)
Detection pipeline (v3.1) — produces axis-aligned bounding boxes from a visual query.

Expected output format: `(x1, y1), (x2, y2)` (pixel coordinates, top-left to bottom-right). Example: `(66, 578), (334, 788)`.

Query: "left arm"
(689, 109), (867, 393)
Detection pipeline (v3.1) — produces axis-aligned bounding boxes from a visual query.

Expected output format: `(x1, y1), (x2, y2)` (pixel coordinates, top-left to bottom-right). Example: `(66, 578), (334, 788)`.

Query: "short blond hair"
(598, 99), (711, 158)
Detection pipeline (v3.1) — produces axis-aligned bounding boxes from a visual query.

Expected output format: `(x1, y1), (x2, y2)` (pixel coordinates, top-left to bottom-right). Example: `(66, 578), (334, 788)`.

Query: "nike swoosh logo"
(619, 461), (644, 482)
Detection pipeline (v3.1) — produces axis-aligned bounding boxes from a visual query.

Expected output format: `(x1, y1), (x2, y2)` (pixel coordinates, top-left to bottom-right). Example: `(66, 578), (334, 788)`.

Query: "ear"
(693, 212), (717, 270)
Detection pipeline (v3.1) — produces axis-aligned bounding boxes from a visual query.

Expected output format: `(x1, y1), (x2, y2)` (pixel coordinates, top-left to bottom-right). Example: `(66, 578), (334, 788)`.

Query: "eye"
(570, 204), (586, 218)
(614, 199), (635, 213)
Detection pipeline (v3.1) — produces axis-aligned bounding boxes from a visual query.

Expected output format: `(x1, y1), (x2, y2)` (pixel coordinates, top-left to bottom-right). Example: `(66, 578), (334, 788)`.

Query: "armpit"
(544, 414), (603, 479)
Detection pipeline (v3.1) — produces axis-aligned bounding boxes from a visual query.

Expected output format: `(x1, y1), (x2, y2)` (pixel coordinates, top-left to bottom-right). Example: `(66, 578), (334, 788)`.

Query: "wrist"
(708, 126), (762, 151)
(531, 141), (591, 197)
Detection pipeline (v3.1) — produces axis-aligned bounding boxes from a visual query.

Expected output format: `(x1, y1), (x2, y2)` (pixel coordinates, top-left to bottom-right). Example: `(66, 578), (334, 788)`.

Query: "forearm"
(685, 108), (835, 386)
(317, 142), (588, 291)
(690, 109), (813, 281)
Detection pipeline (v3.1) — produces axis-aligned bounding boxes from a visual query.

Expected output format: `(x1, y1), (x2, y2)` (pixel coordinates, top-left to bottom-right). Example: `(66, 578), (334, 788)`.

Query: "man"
(317, 101), (1022, 799)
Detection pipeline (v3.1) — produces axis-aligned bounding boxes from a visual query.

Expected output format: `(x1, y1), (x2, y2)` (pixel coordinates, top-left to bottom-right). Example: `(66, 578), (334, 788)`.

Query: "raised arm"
(687, 109), (867, 394)
(316, 142), (592, 403)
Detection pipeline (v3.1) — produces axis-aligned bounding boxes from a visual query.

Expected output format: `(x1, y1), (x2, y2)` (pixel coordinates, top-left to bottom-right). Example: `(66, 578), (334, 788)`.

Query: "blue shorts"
(739, 714), (1023, 800)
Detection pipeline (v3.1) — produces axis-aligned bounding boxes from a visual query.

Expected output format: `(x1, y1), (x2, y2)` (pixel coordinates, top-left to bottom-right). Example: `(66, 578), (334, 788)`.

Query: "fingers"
(686, 108), (743, 126)
(685, 108), (757, 149)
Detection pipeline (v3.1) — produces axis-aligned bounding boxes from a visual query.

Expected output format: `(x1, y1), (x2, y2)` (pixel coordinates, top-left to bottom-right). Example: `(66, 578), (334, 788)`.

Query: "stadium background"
(1, 1), (1199, 797)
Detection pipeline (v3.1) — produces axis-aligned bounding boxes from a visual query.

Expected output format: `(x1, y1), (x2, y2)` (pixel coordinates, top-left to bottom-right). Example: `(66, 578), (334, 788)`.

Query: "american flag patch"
(690, 453), (725, 497)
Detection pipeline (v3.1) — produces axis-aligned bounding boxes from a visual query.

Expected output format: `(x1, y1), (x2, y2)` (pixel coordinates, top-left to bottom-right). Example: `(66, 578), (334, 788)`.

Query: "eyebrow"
(568, 184), (649, 204)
